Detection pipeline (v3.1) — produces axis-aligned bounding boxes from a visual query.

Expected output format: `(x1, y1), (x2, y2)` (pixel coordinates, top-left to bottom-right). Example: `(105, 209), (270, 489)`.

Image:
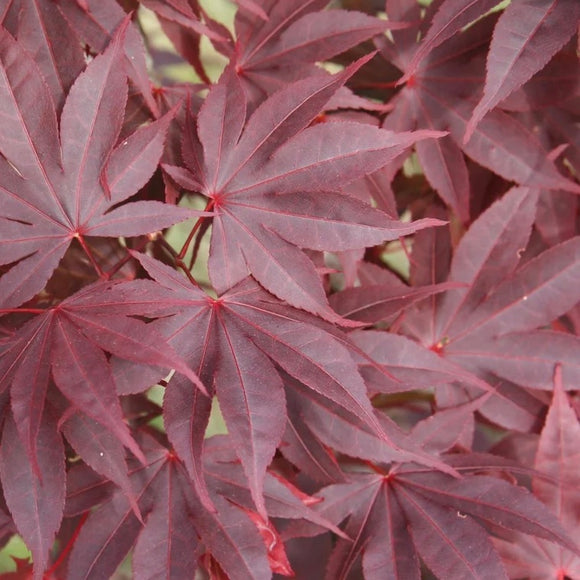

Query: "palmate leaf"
(494, 367), (580, 577)
(0, 20), (194, 310)
(348, 186), (578, 431)
(379, 3), (580, 221)
(232, 3), (399, 99)
(66, 431), (336, 580)
(0, 413), (65, 580)
(292, 461), (578, 580)
(126, 252), (453, 516)
(393, 187), (580, 403)
(165, 60), (444, 321)
(465, 0), (580, 140)
(439, 235), (580, 384)
(0, 280), (203, 473)
(166, 0), (405, 102)
(0, 0), (577, 575)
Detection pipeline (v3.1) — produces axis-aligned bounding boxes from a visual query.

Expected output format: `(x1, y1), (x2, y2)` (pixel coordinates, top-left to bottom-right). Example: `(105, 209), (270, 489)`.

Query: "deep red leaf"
(0, 414), (65, 580)
(231, 0), (391, 100)
(0, 280), (204, 469)
(330, 281), (459, 324)
(139, 0), (224, 41)
(297, 464), (577, 579)
(56, 0), (160, 116)
(214, 321), (286, 517)
(0, 23), (193, 309)
(398, 486), (508, 579)
(435, 186), (539, 340)
(1, 0), (579, 576)
(466, 0), (580, 140)
(61, 411), (138, 518)
(398, 0), (500, 84)
(131, 457), (200, 580)
(494, 366), (580, 576)
(130, 253), (455, 500)
(171, 62), (444, 318)
(1, 0), (85, 112)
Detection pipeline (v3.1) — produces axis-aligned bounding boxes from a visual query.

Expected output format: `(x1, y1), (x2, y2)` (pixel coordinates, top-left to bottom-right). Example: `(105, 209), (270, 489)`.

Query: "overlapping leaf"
(125, 252), (453, 515)
(396, 188), (580, 395)
(494, 368), (580, 577)
(145, 0), (404, 103)
(291, 461), (577, 579)
(379, 2), (580, 221)
(0, 0), (578, 576)
(165, 61), (444, 319)
(466, 0), (580, 139)
(65, 431), (337, 580)
(0, 21), (192, 310)
(0, 0), (85, 112)
(0, 280), (202, 471)
(229, 0), (400, 100)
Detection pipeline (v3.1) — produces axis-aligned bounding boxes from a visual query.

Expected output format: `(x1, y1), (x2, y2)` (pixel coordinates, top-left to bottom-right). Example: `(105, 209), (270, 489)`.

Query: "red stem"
(105, 235), (152, 280)
(188, 218), (211, 270)
(45, 512), (89, 577)
(157, 237), (201, 288)
(178, 199), (214, 260)
(0, 308), (45, 314)
(76, 235), (105, 279)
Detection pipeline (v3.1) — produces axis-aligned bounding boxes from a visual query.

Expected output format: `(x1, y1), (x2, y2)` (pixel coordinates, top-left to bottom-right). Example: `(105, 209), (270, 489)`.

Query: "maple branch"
(178, 199), (214, 260)
(0, 308), (46, 315)
(156, 236), (201, 288)
(105, 235), (152, 280)
(188, 218), (212, 270)
(76, 235), (105, 279)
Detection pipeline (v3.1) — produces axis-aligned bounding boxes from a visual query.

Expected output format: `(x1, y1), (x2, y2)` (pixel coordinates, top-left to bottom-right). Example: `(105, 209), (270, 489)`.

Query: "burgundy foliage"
(0, 0), (578, 578)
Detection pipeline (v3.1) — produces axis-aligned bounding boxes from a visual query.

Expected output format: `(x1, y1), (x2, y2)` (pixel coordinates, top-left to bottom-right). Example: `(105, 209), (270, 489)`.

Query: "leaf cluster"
(0, 0), (579, 578)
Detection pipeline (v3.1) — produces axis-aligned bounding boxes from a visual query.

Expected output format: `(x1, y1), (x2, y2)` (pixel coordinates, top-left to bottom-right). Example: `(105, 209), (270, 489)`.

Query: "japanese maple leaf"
(0, 279), (203, 475)
(115, 252), (451, 519)
(0, 412), (64, 580)
(142, 0), (402, 104)
(388, 186), (580, 430)
(164, 58), (444, 321)
(377, 1), (580, 222)
(329, 278), (460, 325)
(291, 459), (578, 580)
(399, 0), (580, 127)
(0, 0), (85, 113)
(64, 431), (335, 580)
(226, 0), (402, 102)
(55, 0), (161, 116)
(281, 369), (490, 484)
(1, 0), (160, 117)
(494, 367), (580, 578)
(465, 0), (580, 139)
(0, 20), (193, 310)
